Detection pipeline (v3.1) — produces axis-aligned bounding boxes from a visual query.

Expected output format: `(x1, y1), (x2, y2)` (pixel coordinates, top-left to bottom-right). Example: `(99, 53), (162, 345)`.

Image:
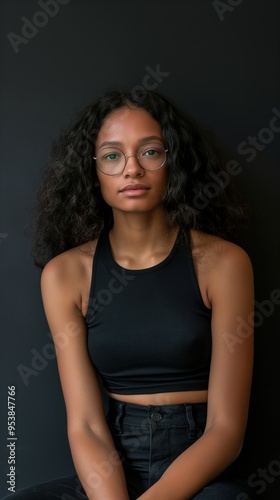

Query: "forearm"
(68, 426), (130, 500)
(137, 425), (243, 500)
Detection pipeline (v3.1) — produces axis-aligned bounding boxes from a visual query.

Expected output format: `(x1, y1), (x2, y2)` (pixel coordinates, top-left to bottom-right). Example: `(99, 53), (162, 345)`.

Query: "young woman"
(4, 89), (256, 499)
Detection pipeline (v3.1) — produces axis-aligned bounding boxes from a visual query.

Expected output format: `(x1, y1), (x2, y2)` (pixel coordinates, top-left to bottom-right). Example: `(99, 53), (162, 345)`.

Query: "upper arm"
(41, 254), (106, 435)
(205, 243), (254, 443)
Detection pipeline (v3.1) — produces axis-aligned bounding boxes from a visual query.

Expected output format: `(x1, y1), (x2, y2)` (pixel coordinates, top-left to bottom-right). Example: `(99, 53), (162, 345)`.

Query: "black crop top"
(86, 233), (212, 395)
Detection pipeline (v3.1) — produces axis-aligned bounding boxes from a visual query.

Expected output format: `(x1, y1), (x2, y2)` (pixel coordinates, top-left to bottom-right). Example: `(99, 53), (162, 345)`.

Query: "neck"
(108, 209), (178, 268)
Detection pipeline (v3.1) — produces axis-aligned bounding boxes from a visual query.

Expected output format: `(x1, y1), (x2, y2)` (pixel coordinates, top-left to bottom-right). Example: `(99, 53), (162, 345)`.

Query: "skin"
(41, 107), (254, 499)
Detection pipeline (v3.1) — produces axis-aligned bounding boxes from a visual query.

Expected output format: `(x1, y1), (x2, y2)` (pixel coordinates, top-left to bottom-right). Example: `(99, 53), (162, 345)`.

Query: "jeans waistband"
(106, 397), (207, 438)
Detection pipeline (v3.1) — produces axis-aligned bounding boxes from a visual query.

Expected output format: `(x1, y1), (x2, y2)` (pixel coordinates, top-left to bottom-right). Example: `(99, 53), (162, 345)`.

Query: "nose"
(123, 153), (144, 176)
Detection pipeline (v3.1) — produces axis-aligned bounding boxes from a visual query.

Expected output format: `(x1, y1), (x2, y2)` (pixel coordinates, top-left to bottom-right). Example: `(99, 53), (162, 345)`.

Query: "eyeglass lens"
(95, 143), (167, 175)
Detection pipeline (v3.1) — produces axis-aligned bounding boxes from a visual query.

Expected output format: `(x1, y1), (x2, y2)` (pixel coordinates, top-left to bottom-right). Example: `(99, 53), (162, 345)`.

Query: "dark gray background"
(0, 0), (280, 498)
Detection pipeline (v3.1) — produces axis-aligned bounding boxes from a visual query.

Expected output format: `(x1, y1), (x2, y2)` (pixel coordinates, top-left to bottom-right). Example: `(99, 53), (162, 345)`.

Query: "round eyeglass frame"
(93, 144), (169, 176)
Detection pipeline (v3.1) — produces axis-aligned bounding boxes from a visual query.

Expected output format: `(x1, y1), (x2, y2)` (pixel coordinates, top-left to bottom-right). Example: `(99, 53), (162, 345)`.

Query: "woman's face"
(94, 106), (168, 215)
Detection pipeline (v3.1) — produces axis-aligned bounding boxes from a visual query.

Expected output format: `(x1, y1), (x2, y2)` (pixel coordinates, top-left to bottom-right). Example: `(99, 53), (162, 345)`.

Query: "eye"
(143, 149), (158, 156)
(102, 151), (121, 162)
(140, 143), (165, 158)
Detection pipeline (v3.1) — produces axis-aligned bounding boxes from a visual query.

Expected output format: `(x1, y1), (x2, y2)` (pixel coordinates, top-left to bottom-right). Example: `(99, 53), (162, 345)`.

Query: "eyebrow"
(98, 136), (164, 149)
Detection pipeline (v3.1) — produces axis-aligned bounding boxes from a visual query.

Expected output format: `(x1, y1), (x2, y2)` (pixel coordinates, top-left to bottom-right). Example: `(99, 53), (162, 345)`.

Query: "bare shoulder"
(42, 240), (97, 281)
(190, 230), (253, 309)
(41, 240), (98, 314)
(190, 229), (253, 274)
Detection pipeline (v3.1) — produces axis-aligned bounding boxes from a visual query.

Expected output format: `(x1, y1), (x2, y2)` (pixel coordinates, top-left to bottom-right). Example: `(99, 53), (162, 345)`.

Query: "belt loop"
(114, 401), (125, 434)
(185, 404), (196, 440)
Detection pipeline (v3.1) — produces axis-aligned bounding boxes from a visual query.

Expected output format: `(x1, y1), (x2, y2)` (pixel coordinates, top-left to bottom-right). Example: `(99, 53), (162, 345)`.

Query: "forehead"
(96, 107), (162, 147)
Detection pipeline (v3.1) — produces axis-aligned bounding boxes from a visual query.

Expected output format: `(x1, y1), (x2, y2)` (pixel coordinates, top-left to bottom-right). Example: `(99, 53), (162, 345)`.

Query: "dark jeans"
(1, 398), (259, 499)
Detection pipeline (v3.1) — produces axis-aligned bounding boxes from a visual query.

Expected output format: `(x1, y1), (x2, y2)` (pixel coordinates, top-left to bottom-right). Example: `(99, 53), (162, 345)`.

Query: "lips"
(120, 183), (150, 192)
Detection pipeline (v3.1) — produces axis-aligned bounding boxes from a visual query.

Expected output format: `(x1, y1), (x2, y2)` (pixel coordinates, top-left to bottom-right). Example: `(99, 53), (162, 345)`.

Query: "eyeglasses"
(93, 143), (168, 176)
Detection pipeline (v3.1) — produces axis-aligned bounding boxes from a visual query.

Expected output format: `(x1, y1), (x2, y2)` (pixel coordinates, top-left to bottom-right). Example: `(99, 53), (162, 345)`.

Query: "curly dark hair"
(32, 88), (246, 268)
